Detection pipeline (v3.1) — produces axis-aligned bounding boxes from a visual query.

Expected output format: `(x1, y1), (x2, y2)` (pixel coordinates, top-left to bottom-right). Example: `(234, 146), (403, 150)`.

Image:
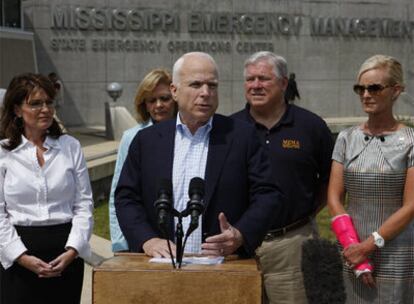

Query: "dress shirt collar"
(12, 135), (61, 153)
(176, 113), (213, 136)
(44, 136), (61, 150)
(146, 119), (154, 127)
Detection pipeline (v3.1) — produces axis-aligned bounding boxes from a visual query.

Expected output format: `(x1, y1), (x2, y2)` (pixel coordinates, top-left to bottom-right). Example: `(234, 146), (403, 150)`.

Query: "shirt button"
(266, 140), (270, 144)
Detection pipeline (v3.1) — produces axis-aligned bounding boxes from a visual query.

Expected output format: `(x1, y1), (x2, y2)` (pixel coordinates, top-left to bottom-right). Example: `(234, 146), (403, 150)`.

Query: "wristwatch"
(372, 231), (385, 248)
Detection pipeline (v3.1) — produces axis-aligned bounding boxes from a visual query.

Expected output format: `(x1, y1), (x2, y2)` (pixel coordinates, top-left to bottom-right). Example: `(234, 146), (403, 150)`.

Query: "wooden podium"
(93, 253), (262, 304)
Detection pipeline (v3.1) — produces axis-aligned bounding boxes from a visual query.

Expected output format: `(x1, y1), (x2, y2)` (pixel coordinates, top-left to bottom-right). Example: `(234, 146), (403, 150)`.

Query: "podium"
(93, 253), (262, 304)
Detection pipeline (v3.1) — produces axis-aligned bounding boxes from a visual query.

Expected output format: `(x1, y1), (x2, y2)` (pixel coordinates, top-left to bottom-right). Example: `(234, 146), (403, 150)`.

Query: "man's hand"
(17, 254), (60, 278)
(201, 212), (243, 256)
(142, 238), (176, 258)
(46, 248), (78, 278)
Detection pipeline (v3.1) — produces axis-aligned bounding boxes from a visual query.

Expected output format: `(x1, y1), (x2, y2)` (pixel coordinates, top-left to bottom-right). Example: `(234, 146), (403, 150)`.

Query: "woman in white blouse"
(0, 73), (93, 303)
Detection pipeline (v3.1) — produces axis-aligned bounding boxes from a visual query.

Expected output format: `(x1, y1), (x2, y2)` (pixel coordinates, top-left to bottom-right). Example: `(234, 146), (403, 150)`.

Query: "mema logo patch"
(282, 139), (300, 149)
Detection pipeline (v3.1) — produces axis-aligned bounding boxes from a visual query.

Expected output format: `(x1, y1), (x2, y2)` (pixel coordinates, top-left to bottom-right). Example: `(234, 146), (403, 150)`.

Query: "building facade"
(8, 0), (414, 126)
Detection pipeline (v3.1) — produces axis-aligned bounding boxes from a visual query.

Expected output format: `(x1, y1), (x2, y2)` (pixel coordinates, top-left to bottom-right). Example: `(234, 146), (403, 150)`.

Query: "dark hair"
(0, 73), (63, 151)
(48, 72), (58, 82)
(48, 72), (61, 90)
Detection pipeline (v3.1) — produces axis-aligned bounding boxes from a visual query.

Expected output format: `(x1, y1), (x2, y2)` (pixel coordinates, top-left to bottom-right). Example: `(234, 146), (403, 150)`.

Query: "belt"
(264, 216), (313, 241)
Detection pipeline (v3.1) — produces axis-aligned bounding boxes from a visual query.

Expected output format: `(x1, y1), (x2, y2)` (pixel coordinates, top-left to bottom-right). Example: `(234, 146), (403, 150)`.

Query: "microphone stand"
(175, 212), (184, 269)
(170, 208), (196, 269)
(165, 208), (185, 269)
(167, 204), (201, 269)
(162, 177), (205, 269)
(159, 225), (175, 269)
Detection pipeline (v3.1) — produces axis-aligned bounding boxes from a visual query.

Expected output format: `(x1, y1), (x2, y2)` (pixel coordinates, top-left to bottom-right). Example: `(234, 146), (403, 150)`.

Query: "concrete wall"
(21, 0), (414, 127)
(0, 29), (37, 88)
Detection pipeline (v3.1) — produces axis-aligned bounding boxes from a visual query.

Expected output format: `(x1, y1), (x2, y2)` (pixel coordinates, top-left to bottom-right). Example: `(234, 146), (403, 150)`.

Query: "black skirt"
(0, 223), (84, 304)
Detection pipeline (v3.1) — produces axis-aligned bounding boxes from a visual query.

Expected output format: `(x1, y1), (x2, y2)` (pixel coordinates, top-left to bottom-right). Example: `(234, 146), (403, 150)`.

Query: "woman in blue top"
(109, 69), (176, 251)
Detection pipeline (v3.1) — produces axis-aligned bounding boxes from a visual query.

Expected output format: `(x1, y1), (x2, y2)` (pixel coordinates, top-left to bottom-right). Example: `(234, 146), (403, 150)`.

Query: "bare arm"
(327, 160), (375, 287)
(327, 161), (347, 217)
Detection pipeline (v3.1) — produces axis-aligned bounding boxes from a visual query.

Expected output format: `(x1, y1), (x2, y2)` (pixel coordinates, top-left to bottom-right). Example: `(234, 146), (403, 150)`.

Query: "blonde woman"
(328, 55), (414, 303)
(109, 69), (176, 252)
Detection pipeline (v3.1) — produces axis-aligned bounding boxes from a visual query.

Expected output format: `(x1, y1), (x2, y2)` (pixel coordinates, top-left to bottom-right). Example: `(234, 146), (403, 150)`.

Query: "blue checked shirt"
(172, 114), (213, 254)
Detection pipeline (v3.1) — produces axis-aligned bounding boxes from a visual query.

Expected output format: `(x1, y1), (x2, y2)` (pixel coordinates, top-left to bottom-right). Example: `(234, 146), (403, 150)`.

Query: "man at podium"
(115, 52), (283, 258)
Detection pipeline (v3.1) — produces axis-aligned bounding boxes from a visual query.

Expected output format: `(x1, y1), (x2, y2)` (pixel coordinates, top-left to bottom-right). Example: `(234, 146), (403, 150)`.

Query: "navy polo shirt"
(231, 104), (334, 229)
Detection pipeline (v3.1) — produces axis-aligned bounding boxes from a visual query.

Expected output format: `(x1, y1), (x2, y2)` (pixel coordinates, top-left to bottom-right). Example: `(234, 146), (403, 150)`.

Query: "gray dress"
(332, 126), (414, 304)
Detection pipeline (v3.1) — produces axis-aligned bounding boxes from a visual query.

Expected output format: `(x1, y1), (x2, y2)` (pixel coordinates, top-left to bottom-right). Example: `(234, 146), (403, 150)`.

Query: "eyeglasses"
(27, 99), (55, 111)
(353, 84), (393, 96)
(145, 95), (173, 104)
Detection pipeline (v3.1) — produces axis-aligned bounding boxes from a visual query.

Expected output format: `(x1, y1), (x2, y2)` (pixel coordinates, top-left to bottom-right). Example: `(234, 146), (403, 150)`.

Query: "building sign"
(49, 5), (414, 53)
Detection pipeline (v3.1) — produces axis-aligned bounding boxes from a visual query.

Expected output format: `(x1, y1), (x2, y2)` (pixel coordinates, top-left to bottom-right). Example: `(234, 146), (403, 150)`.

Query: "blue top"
(231, 104), (334, 229)
(109, 121), (152, 252)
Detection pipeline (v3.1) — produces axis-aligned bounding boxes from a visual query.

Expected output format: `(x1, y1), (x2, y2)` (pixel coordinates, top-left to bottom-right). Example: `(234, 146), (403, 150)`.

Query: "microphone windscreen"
(158, 178), (173, 197)
(189, 177), (205, 196)
(301, 239), (346, 304)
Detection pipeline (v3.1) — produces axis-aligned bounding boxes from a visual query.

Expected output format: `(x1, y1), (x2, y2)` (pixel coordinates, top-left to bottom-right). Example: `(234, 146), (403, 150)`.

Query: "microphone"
(186, 177), (205, 235)
(379, 136), (385, 142)
(301, 239), (346, 304)
(154, 179), (173, 233)
(364, 136), (369, 141)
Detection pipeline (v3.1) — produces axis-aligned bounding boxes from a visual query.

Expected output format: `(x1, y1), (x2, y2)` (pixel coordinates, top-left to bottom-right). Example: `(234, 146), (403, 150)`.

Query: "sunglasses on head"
(353, 83), (393, 96)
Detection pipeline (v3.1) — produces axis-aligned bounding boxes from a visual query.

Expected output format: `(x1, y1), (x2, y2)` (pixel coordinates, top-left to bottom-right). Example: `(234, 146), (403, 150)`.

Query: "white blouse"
(0, 135), (94, 269)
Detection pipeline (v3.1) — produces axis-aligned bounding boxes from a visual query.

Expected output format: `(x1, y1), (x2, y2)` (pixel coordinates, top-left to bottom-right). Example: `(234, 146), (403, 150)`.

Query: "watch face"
(373, 232), (385, 247)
